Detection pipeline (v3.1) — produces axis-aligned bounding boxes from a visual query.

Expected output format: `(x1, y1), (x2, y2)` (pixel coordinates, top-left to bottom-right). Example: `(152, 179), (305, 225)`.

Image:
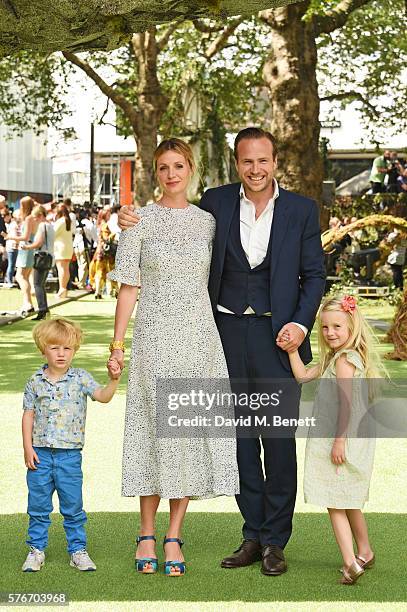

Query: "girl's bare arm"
(288, 350), (320, 383)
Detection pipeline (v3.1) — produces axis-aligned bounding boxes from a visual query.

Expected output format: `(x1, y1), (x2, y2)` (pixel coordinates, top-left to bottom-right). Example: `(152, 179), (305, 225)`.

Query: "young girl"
(280, 294), (385, 585)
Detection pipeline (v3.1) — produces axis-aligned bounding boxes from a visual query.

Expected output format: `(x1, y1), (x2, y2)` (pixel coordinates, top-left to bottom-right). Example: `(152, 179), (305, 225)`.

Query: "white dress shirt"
(217, 181), (308, 336)
(239, 181), (278, 269)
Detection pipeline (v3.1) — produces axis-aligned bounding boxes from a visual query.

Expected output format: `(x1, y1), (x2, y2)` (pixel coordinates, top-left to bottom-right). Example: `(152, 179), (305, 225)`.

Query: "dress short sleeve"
(108, 223), (142, 286)
(333, 349), (364, 373)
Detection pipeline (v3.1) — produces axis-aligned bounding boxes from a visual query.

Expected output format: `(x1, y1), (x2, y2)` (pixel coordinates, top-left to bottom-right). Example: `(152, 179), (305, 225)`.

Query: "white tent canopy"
(336, 170), (370, 196)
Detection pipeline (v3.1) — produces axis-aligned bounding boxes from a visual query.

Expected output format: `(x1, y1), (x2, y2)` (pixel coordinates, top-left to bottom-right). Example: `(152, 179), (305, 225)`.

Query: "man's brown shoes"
(220, 540), (262, 568)
(221, 541), (287, 576)
(261, 544), (287, 576)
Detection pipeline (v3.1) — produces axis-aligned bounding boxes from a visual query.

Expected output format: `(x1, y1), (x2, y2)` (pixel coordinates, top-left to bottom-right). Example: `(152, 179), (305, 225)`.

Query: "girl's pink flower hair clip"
(341, 295), (357, 313)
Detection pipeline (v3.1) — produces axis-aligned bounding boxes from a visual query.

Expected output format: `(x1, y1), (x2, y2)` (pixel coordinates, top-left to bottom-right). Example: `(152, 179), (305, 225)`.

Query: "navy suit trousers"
(216, 312), (299, 549)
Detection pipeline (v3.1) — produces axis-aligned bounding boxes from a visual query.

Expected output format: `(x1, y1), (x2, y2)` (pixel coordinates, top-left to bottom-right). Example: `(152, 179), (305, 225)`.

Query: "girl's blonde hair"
(32, 205), (47, 219)
(318, 295), (386, 396)
(153, 138), (196, 175)
(33, 318), (83, 353)
(20, 196), (34, 219)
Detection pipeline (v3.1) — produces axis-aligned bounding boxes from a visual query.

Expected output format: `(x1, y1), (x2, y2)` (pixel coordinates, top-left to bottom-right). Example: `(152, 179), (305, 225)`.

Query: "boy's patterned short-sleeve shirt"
(23, 366), (101, 449)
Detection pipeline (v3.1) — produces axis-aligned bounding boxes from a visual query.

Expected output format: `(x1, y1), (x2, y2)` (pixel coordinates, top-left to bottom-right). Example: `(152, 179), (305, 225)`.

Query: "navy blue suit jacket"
(200, 182), (326, 367)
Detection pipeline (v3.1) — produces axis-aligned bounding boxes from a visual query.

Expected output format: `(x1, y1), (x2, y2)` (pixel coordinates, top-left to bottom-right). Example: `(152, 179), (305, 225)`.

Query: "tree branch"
(192, 18), (224, 33)
(322, 215), (407, 252)
(98, 96), (111, 126)
(320, 90), (380, 116)
(157, 19), (183, 52)
(258, 10), (276, 27)
(2, 0), (19, 18)
(314, 0), (371, 36)
(98, 118), (117, 130)
(259, 2), (310, 28)
(204, 16), (243, 60)
(62, 51), (137, 123)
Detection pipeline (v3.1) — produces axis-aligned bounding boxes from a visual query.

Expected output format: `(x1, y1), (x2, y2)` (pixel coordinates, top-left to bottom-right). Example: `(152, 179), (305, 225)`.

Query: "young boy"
(22, 318), (122, 572)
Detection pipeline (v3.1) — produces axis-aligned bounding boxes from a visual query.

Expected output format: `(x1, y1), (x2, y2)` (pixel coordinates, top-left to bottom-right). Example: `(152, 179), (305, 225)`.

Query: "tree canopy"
(0, 1), (403, 143)
(0, 0), (297, 57)
(315, 0), (407, 143)
(0, 0), (404, 202)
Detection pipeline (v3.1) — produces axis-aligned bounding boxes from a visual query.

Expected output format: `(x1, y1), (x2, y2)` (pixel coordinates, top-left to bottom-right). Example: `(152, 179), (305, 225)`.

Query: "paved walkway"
(0, 289), (89, 327)
(367, 318), (391, 332)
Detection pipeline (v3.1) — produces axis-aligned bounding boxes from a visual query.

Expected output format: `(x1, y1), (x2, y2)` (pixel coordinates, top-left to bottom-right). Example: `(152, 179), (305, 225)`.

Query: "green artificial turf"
(0, 286), (74, 315)
(1, 512), (406, 603)
(0, 296), (131, 394)
(1, 293), (405, 394)
(1, 291), (406, 608)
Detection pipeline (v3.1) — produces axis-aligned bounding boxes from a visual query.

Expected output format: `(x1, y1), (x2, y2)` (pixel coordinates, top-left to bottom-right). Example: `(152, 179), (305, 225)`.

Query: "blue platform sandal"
(163, 537), (186, 576)
(135, 535), (158, 574)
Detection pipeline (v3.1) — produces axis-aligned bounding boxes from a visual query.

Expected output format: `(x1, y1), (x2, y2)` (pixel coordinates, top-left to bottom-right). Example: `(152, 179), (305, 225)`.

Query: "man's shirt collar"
(239, 179), (279, 208)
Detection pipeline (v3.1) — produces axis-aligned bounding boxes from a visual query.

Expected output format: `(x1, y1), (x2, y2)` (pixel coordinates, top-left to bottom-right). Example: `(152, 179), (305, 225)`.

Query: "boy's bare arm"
(22, 411), (39, 470)
(93, 377), (120, 404)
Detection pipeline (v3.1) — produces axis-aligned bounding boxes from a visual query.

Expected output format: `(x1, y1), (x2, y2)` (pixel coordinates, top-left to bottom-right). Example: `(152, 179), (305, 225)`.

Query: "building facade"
(0, 126), (52, 208)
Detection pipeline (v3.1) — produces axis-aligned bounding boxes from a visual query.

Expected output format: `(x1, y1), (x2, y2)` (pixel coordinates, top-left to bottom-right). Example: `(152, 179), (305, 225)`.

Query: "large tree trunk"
(386, 287), (407, 360)
(132, 127), (160, 205)
(261, 2), (323, 205)
(131, 28), (168, 204)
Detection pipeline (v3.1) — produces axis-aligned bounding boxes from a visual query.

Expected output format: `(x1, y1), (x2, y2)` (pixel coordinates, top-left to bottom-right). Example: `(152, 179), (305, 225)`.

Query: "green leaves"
(317, 0), (406, 140)
(158, 18), (267, 133)
(0, 3), (403, 156)
(0, 51), (73, 138)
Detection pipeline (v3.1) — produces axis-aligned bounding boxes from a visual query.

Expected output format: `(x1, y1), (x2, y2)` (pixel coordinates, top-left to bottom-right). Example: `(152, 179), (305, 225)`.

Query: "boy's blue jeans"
(26, 447), (87, 554)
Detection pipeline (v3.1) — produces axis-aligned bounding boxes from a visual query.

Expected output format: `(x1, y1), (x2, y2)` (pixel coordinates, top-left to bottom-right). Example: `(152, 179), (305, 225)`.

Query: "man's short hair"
(234, 127), (278, 160)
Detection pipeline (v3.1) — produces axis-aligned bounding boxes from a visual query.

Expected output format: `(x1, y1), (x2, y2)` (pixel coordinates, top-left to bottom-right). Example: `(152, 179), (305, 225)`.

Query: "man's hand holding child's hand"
(107, 357), (122, 380)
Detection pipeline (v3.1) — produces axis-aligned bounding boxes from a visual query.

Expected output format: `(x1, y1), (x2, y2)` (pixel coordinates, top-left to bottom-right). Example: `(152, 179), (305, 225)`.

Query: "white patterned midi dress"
(109, 203), (240, 499)
(304, 349), (375, 509)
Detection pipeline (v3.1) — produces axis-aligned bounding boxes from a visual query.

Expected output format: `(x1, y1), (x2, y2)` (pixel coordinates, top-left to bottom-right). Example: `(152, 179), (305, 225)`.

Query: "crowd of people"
(0, 195), (121, 318)
(369, 150), (407, 194)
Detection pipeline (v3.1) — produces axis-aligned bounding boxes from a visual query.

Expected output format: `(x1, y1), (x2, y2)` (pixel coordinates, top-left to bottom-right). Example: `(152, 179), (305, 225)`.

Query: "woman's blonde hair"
(318, 295), (386, 397)
(32, 205), (47, 219)
(20, 196), (34, 219)
(98, 208), (111, 224)
(33, 318), (83, 353)
(153, 138), (196, 175)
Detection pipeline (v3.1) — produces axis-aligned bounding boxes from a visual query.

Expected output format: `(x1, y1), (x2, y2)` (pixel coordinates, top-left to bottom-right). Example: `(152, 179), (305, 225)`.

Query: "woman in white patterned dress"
(108, 139), (239, 576)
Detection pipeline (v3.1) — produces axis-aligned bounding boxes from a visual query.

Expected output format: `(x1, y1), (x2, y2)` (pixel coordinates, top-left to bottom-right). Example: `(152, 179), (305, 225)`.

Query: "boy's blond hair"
(33, 318), (83, 353)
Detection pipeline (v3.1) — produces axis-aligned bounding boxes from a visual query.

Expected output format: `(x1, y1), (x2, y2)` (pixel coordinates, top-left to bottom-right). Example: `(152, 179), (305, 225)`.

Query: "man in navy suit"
(118, 127), (326, 575)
